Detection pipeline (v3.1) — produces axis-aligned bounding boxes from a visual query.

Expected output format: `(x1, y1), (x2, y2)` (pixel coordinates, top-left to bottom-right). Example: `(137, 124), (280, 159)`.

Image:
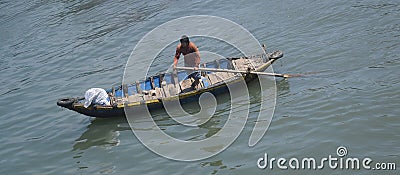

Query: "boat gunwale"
(71, 57), (277, 111)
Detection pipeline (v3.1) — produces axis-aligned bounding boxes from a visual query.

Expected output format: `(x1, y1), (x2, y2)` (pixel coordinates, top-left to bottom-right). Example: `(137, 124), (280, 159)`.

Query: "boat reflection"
(200, 159), (244, 174)
(276, 78), (290, 95)
(72, 117), (130, 151)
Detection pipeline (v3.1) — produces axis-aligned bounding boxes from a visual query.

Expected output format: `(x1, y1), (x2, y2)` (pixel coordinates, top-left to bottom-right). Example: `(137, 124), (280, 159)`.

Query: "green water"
(1, 0), (399, 174)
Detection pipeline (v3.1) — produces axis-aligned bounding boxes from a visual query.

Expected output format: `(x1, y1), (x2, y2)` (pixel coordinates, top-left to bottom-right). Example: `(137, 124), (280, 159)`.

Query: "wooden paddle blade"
(284, 74), (302, 78)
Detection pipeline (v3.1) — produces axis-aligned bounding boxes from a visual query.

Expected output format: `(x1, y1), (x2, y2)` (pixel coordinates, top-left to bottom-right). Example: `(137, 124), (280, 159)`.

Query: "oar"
(176, 67), (300, 78)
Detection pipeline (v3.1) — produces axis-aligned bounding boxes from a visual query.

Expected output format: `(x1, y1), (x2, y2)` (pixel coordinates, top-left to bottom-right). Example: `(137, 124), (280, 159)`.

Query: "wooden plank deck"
(128, 94), (144, 102)
(122, 58), (265, 101)
(207, 73), (223, 85)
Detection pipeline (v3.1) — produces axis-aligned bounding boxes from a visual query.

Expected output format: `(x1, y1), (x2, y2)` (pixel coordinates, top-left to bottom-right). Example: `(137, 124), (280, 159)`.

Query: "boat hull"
(63, 75), (254, 118)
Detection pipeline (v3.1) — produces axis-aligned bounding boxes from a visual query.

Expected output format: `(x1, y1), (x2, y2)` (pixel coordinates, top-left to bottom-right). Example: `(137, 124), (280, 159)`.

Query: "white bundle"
(84, 88), (110, 108)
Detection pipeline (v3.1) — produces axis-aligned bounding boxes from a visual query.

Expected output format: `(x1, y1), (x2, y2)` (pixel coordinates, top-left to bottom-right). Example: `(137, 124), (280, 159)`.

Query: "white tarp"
(84, 88), (110, 108)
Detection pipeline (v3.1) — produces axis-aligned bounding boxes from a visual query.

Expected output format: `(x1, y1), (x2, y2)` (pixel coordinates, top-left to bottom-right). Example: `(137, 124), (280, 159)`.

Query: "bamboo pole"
(176, 67), (298, 78)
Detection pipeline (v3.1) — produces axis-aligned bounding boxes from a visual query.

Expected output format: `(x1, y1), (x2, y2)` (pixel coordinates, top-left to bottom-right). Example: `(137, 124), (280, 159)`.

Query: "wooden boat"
(57, 51), (283, 118)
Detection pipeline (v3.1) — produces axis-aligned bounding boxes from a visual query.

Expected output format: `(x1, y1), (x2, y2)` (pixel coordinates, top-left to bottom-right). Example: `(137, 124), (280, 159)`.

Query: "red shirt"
(174, 42), (200, 67)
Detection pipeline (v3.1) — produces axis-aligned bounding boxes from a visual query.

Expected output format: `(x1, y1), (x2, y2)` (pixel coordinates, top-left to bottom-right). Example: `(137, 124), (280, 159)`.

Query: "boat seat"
(179, 78), (193, 93)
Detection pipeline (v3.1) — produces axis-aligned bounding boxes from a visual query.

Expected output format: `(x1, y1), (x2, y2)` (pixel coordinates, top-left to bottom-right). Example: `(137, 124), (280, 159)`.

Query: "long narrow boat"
(57, 51), (283, 118)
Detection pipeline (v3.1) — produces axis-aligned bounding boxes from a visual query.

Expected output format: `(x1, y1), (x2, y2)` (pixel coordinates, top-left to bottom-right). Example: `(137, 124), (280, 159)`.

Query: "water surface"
(1, 0), (399, 174)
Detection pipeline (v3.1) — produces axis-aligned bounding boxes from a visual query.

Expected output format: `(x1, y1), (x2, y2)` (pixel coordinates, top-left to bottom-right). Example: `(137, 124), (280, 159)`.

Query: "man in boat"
(173, 35), (201, 88)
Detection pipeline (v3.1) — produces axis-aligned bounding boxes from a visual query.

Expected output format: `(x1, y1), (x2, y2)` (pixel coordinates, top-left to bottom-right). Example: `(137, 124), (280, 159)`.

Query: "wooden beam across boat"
(176, 67), (294, 78)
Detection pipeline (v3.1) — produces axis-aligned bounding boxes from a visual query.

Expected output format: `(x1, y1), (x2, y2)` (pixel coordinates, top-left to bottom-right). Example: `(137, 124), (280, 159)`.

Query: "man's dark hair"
(180, 35), (189, 43)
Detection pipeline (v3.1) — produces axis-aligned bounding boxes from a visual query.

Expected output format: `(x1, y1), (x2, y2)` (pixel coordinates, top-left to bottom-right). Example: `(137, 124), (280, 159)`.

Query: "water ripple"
(1, 1), (399, 175)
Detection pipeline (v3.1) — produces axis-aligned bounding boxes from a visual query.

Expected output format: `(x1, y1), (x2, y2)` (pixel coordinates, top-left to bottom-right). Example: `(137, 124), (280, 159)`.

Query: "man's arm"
(173, 45), (181, 69)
